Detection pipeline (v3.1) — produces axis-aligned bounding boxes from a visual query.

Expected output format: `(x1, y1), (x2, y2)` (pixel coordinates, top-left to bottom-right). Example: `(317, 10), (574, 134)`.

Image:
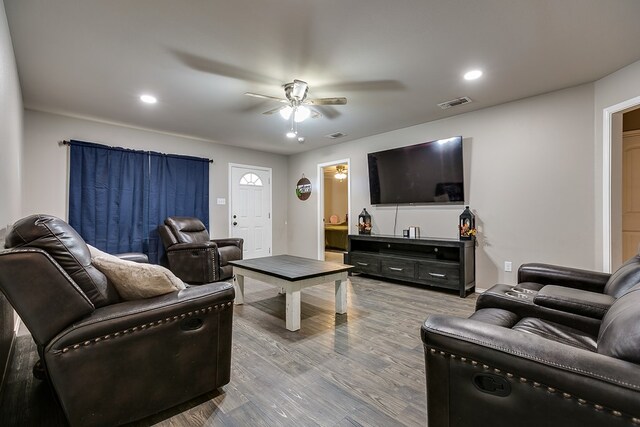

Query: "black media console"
(345, 234), (475, 297)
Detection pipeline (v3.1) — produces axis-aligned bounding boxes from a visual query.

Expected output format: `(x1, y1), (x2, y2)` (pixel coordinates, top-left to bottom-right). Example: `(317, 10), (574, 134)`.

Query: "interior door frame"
(316, 158), (351, 260)
(621, 130), (640, 261)
(603, 96), (640, 272)
(228, 163), (273, 255)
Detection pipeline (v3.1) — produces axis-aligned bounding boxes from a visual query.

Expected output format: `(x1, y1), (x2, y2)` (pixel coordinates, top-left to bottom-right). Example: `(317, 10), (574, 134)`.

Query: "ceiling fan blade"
(171, 49), (281, 85)
(262, 105), (286, 115)
(244, 92), (289, 103)
(306, 97), (347, 106)
(310, 109), (322, 119)
(314, 105), (341, 119)
(316, 80), (405, 92)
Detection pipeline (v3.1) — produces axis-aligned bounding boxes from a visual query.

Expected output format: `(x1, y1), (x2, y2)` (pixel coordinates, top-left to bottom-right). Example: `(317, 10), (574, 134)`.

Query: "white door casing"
(603, 96), (640, 272)
(229, 164), (272, 259)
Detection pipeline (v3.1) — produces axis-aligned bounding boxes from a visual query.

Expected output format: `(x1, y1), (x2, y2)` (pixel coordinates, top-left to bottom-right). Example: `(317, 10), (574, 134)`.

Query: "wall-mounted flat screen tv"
(367, 136), (464, 205)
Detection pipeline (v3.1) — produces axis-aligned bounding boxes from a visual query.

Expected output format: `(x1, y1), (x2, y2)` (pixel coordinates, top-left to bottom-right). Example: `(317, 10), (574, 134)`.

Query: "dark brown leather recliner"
(476, 255), (640, 336)
(158, 216), (243, 284)
(421, 284), (640, 427)
(0, 214), (234, 427)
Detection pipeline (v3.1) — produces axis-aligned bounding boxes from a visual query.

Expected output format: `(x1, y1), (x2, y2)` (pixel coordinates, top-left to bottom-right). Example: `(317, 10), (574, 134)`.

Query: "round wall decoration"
(295, 175), (312, 201)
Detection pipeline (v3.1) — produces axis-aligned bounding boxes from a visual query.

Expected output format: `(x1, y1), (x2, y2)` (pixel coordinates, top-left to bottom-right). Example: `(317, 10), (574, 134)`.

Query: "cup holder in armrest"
(505, 290), (530, 300)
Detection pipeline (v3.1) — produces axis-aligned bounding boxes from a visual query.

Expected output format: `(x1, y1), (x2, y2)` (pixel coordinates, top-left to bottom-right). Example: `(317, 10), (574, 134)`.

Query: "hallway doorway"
(621, 108), (640, 262)
(604, 97), (640, 271)
(317, 159), (351, 261)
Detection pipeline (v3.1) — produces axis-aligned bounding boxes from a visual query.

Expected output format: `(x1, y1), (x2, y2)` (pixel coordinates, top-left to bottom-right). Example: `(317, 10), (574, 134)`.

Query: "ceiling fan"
(244, 79), (347, 123)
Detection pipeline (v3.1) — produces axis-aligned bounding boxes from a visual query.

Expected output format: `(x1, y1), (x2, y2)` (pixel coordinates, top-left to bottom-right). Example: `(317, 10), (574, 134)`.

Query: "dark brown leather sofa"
(421, 260), (640, 426)
(158, 216), (243, 284)
(0, 214), (234, 427)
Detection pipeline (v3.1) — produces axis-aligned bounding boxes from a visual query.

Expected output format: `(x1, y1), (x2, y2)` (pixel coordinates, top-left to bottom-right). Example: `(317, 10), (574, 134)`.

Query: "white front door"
(230, 165), (272, 259)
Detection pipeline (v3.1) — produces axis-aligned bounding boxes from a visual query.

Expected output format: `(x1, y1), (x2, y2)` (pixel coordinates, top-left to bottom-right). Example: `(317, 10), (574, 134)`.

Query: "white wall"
(22, 110), (289, 254)
(0, 0), (22, 233)
(288, 84), (595, 288)
(594, 59), (640, 271)
(0, 0), (20, 379)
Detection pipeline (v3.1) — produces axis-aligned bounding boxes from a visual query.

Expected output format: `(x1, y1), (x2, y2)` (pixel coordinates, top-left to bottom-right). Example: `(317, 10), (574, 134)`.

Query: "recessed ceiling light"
(463, 70), (483, 81)
(140, 94), (157, 104)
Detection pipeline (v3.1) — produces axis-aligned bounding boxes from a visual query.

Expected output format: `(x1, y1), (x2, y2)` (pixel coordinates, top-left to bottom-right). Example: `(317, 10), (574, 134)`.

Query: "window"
(239, 173), (263, 186)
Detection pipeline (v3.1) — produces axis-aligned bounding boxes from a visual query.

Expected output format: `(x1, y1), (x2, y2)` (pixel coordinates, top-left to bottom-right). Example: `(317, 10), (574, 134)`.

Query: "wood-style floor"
(0, 274), (477, 426)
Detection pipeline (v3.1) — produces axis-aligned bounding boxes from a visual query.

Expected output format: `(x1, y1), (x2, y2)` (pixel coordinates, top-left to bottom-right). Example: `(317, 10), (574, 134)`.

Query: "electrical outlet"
(504, 261), (512, 272)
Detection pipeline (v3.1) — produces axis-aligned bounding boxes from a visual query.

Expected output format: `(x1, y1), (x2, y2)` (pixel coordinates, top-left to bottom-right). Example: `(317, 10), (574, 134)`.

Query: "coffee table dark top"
(229, 255), (353, 282)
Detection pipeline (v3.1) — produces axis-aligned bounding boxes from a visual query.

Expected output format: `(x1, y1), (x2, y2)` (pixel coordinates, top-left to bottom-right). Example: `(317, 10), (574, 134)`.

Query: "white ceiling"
(5, 0), (640, 155)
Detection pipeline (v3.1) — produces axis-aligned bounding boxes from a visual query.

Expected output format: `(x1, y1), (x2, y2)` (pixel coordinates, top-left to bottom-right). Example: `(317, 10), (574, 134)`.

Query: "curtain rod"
(60, 140), (214, 163)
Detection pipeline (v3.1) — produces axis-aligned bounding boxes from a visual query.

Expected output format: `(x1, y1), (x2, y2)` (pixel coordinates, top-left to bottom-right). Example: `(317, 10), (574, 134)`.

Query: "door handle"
(233, 214), (237, 219)
(233, 222), (238, 226)
(428, 272), (446, 278)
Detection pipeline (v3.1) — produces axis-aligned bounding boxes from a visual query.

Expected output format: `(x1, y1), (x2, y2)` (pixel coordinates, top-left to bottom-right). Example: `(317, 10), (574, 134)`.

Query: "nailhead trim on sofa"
(59, 301), (233, 353)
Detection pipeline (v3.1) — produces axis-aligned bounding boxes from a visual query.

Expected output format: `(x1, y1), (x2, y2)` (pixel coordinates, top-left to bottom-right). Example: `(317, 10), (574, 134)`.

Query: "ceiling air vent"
(325, 132), (347, 139)
(437, 96), (472, 110)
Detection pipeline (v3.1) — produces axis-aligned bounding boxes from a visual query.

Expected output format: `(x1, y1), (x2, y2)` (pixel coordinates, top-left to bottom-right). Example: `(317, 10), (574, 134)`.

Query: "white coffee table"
(229, 255), (353, 331)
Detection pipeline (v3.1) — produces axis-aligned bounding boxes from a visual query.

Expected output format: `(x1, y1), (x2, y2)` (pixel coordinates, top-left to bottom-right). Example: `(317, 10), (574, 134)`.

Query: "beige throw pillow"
(88, 245), (186, 300)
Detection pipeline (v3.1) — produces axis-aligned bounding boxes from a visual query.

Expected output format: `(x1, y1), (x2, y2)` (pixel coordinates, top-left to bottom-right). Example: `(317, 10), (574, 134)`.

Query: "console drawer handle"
(389, 267), (404, 271)
(357, 262), (369, 266)
(428, 272), (446, 278)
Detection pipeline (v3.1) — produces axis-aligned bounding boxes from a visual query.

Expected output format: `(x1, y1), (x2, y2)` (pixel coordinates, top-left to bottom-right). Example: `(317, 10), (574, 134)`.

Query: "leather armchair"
(158, 216), (243, 284)
(0, 214), (234, 427)
(421, 285), (640, 427)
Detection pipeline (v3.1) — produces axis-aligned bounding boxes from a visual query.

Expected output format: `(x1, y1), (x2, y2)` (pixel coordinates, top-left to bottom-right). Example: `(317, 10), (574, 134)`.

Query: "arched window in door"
(239, 173), (263, 186)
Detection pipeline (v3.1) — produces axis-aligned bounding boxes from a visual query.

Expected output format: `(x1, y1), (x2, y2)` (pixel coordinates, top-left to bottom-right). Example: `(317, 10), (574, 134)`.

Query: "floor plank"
(0, 275), (476, 426)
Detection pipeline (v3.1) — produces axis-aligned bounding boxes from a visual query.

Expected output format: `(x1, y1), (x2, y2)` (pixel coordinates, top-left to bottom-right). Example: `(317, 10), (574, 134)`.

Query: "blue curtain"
(148, 152), (209, 264)
(68, 140), (209, 264)
(69, 141), (149, 254)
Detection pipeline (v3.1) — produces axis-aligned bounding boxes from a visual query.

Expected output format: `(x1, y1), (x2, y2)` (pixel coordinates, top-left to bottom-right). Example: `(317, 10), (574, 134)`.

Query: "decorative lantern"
(459, 206), (476, 240)
(358, 208), (372, 235)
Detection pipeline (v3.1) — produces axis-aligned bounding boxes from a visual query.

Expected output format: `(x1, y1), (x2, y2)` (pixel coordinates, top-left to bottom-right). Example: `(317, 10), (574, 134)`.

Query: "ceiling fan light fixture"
(294, 105), (310, 123)
(335, 165), (347, 181)
(279, 105), (293, 120)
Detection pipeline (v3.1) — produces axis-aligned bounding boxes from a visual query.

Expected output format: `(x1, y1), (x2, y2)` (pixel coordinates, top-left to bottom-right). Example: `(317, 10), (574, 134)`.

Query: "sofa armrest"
(212, 238), (243, 250)
(47, 282), (234, 350)
(114, 252), (149, 263)
(421, 315), (640, 418)
(518, 263), (610, 293)
(534, 285), (615, 319)
(166, 243), (219, 283)
(166, 241), (219, 251)
(476, 284), (602, 335)
(43, 282), (235, 426)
